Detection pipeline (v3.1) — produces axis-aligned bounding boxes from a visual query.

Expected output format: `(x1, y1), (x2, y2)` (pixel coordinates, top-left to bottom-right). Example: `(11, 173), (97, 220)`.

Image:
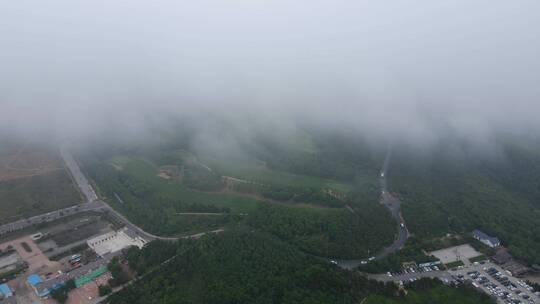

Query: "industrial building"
(472, 229), (501, 248)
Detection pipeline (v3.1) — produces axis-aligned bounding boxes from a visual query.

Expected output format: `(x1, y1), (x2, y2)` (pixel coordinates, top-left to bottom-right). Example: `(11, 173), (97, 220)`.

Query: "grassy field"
(149, 148), (354, 194)
(204, 156), (354, 192)
(111, 156), (261, 214)
(0, 170), (82, 224)
(86, 156), (265, 236)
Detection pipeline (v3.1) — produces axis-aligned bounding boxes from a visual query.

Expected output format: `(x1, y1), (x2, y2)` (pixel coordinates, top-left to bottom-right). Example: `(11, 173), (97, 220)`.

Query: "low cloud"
(1, 1), (539, 149)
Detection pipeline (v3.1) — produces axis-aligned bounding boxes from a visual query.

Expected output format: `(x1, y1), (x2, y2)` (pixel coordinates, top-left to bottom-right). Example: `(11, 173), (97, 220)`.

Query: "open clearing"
(200, 154), (354, 193)
(0, 143), (82, 223)
(0, 143), (65, 181)
(429, 244), (482, 264)
(108, 157), (263, 214)
(0, 170), (82, 223)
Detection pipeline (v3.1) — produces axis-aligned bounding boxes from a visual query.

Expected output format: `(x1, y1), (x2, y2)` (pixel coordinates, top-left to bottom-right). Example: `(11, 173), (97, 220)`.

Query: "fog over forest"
(1, 1), (540, 149)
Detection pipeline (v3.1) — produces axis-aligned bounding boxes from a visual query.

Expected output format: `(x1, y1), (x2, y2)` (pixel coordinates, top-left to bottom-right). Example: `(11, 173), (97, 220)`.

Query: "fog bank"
(1, 1), (539, 147)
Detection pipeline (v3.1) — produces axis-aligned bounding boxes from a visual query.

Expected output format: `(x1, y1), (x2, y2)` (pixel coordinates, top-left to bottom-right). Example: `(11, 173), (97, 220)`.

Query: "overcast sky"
(1, 1), (539, 146)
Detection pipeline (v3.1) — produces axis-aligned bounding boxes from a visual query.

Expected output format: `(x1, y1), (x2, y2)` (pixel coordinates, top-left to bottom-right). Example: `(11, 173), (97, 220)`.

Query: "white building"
(472, 229), (501, 248)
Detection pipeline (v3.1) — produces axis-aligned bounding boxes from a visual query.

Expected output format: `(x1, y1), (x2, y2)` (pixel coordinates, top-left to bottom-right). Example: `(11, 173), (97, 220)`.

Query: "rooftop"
(27, 274), (42, 286)
(472, 229), (500, 244)
(0, 283), (13, 297)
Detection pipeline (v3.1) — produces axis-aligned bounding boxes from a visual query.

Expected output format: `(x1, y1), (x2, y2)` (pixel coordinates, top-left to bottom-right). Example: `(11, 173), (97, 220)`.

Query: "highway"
(336, 146), (409, 269)
(0, 201), (103, 236)
(61, 147), (98, 202)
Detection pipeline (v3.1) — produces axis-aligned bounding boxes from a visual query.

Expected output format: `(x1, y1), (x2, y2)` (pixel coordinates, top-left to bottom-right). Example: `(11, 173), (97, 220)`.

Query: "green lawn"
(201, 155), (354, 193)
(117, 157), (261, 214)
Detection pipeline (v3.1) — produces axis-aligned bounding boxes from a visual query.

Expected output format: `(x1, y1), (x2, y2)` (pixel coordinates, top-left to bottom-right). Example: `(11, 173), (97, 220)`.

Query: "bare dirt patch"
(0, 148), (65, 182)
(429, 244), (482, 264)
(157, 171), (171, 180)
(157, 166), (179, 180)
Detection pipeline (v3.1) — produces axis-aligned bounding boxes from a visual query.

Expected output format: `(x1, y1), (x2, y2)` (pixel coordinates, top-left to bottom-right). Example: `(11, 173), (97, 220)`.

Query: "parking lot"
(371, 261), (540, 304)
(371, 264), (454, 285)
(450, 262), (539, 304)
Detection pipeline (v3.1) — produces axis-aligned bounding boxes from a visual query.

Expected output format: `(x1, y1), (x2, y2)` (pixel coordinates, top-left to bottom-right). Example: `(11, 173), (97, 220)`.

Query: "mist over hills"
(2, 1), (540, 153)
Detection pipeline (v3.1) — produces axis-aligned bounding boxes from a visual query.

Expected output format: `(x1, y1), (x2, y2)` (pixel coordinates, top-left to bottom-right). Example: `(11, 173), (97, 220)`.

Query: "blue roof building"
(27, 274), (42, 286)
(0, 283), (13, 298)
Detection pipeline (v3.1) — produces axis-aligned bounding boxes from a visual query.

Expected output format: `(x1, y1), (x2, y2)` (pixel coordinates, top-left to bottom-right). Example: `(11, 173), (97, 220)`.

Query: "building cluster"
(27, 227), (146, 299)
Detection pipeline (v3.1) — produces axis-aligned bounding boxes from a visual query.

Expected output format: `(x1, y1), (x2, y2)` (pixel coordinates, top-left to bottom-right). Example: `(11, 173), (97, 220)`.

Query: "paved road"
(61, 147), (98, 202)
(336, 146), (410, 269)
(377, 147), (409, 256)
(0, 201), (103, 236)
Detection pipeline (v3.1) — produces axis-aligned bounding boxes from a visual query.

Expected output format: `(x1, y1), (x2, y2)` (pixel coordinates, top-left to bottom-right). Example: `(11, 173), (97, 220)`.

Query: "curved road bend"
(60, 147), (222, 242)
(336, 147), (410, 269)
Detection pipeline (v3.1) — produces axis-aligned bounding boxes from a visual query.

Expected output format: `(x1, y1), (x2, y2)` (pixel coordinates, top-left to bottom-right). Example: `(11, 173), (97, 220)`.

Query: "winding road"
(336, 146), (410, 269)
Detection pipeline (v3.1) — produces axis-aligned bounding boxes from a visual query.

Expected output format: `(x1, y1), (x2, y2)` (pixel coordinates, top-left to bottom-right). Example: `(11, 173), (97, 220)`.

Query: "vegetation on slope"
(82, 131), (396, 259)
(248, 202), (394, 259)
(108, 230), (493, 304)
(365, 278), (493, 304)
(388, 139), (540, 264)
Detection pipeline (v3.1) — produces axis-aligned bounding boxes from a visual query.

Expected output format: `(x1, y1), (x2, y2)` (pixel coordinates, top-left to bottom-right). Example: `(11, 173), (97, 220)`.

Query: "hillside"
(389, 138), (540, 264)
(107, 230), (493, 304)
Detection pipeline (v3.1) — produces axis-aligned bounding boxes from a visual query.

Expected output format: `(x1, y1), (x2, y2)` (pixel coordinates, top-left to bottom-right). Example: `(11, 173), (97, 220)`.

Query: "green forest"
(388, 138), (540, 264)
(81, 127), (540, 266)
(81, 131), (396, 259)
(107, 230), (493, 304)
